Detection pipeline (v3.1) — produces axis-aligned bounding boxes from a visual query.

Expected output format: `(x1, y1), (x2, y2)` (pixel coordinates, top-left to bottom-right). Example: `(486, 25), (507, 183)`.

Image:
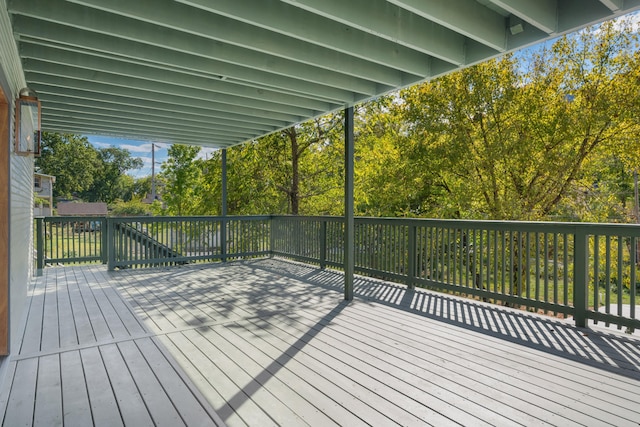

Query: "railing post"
(101, 216), (108, 264)
(407, 224), (417, 289)
(269, 216), (275, 258)
(35, 217), (44, 276)
(573, 227), (589, 327)
(221, 217), (227, 262)
(320, 219), (327, 269)
(107, 217), (116, 271)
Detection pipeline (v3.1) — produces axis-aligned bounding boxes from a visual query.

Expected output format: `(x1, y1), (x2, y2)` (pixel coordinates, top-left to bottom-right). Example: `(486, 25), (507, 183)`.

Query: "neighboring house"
(56, 202), (108, 217)
(57, 202), (108, 232)
(34, 173), (55, 217)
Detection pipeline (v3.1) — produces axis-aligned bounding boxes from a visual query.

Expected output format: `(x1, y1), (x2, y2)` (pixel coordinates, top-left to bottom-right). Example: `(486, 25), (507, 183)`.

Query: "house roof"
(7, 0), (640, 148)
(34, 172), (55, 181)
(56, 202), (108, 216)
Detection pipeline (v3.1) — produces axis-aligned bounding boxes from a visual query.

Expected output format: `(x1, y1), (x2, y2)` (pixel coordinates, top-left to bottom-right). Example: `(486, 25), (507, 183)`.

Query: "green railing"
(107, 216), (271, 269)
(271, 216), (640, 331)
(35, 216), (108, 266)
(35, 215), (640, 330)
(35, 215), (271, 270)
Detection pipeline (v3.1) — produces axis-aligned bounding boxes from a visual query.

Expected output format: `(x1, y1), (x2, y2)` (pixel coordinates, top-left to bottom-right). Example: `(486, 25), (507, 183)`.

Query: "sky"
(87, 136), (217, 179)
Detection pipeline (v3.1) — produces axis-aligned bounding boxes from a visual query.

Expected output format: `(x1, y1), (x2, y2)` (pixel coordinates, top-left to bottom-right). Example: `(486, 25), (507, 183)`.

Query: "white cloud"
(90, 141), (112, 148)
(196, 147), (218, 160)
(117, 143), (156, 153)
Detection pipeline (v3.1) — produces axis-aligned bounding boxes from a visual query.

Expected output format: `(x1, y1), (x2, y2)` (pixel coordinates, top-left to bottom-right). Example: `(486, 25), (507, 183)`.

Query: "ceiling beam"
(69, 0), (423, 80)
(20, 43), (337, 112)
(39, 95), (275, 134)
(23, 60), (320, 118)
(386, 0), (507, 52)
(43, 102), (261, 137)
(42, 114), (244, 143)
(14, 0), (407, 88)
(599, 0), (624, 11)
(488, 0), (558, 34)
(10, 8), (378, 97)
(178, 0), (464, 67)
(26, 72), (304, 123)
(33, 84), (291, 128)
(16, 31), (356, 106)
(43, 116), (244, 144)
(43, 110), (257, 140)
(42, 124), (240, 148)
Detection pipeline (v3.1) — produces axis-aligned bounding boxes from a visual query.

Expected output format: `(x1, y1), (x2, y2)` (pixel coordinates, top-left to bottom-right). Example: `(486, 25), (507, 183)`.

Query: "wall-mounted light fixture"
(14, 87), (41, 157)
(509, 16), (524, 35)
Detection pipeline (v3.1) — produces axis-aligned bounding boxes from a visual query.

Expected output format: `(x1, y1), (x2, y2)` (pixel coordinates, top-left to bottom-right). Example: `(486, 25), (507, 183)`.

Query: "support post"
(221, 149), (228, 262)
(344, 107), (354, 300)
(151, 143), (156, 201)
(573, 227), (589, 327)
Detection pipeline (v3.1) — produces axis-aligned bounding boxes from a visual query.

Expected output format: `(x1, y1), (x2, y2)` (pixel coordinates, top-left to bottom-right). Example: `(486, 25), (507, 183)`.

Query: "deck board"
(56, 271), (78, 348)
(84, 268), (147, 337)
(98, 343), (154, 427)
(33, 354), (62, 427)
(65, 268), (96, 345)
(40, 270), (60, 351)
(116, 340), (185, 427)
(137, 338), (219, 427)
(3, 259), (640, 426)
(80, 346), (123, 427)
(60, 351), (93, 427)
(3, 358), (38, 426)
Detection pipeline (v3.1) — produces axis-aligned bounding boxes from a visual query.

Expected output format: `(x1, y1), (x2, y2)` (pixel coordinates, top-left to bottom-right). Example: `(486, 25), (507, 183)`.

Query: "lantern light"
(15, 87), (41, 157)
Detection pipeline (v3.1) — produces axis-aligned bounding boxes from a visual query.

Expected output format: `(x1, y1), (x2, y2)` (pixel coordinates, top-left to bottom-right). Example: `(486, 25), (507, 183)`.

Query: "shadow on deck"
(1, 258), (639, 426)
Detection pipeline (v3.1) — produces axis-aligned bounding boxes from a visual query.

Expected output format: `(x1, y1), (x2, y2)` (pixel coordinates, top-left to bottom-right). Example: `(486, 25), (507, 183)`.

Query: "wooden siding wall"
(0, 0), (32, 380)
(0, 85), (7, 356)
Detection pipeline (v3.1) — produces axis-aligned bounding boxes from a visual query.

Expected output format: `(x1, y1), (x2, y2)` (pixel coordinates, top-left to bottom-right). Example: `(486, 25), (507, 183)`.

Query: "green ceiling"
(7, 0), (640, 147)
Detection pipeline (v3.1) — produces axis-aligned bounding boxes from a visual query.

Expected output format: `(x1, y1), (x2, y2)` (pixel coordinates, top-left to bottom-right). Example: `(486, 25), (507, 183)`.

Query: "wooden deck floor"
(2, 258), (640, 426)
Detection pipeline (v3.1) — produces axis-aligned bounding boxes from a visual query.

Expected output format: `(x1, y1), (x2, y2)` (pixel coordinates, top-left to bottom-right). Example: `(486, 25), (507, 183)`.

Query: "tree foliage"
(161, 144), (202, 215)
(81, 147), (143, 203)
(36, 132), (144, 203)
(154, 19), (640, 222)
(36, 133), (101, 199)
(398, 18), (640, 220)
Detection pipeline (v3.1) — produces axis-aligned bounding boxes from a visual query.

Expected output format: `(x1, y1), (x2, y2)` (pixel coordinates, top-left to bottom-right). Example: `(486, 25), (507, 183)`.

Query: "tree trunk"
(286, 128), (301, 215)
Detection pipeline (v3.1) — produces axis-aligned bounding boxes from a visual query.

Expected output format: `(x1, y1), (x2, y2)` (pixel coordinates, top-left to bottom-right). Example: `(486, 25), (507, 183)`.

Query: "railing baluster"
(573, 228), (589, 328)
(553, 233), (559, 311)
(617, 235), (624, 325)
(563, 233), (569, 308)
(630, 236), (636, 326)
(543, 233), (549, 304)
(407, 224), (416, 289)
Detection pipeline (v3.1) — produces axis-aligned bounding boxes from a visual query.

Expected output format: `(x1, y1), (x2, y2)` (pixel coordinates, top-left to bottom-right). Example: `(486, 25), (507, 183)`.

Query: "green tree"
(261, 115), (343, 215)
(82, 147), (143, 203)
(192, 114), (344, 216)
(354, 98), (441, 217)
(132, 176), (153, 200)
(36, 132), (101, 199)
(399, 18), (640, 221)
(161, 144), (201, 215)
